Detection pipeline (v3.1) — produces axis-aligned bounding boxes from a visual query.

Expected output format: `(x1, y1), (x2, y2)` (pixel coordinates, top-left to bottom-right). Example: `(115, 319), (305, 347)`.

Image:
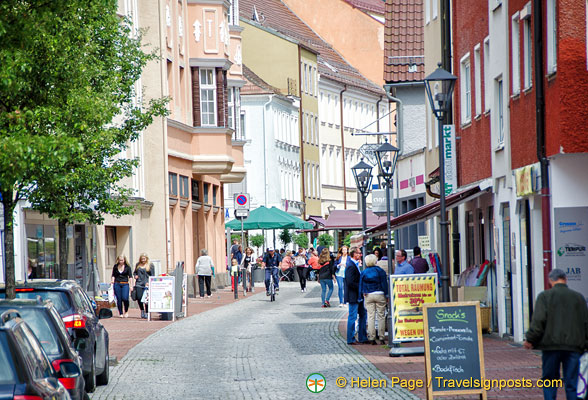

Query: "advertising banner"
(148, 276), (175, 313)
(554, 207), (588, 302)
(390, 273), (438, 342)
(442, 125), (457, 196)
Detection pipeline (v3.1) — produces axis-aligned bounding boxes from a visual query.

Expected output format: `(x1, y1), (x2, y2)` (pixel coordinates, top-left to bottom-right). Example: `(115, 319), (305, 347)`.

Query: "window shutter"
(191, 67), (200, 126)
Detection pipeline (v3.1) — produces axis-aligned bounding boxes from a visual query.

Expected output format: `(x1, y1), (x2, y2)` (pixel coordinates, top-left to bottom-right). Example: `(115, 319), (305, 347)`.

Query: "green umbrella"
(226, 206), (313, 230)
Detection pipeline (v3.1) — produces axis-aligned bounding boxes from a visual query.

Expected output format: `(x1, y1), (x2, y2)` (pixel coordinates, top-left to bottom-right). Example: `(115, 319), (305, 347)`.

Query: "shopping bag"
(141, 288), (149, 303)
(578, 352), (588, 399)
(107, 285), (115, 303)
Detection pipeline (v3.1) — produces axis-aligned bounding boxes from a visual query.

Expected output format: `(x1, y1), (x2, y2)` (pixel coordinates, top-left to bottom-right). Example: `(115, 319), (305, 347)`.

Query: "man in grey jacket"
(524, 268), (588, 400)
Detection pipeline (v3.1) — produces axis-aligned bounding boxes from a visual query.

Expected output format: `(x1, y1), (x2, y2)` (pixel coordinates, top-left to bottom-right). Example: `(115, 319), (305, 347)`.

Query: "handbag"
(141, 288), (149, 303)
(131, 287), (137, 301)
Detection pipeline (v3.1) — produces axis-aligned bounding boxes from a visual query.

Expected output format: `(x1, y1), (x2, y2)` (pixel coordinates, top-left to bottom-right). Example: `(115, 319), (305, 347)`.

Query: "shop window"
(26, 224), (56, 279)
(192, 179), (200, 202)
(179, 175), (189, 198)
(105, 227), (117, 269)
(169, 173), (178, 196)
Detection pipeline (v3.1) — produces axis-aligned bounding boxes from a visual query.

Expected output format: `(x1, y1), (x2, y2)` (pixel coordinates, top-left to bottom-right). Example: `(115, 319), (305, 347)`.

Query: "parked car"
(0, 280), (112, 393)
(0, 309), (76, 399)
(0, 299), (86, 400)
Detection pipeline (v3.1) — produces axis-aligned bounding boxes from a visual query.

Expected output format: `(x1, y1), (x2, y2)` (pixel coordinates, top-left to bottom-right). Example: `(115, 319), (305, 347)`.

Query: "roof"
(240, 0), (384, 95)
(324, 209), (385, 230)
(342, 0), (385, 15)
(307, 216), (327, 227)
(384, 0), (425, 83)
(241, 65), (286, 97)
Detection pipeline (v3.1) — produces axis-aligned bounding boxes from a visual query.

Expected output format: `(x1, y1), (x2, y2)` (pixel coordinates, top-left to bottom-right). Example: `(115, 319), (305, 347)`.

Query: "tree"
(343, 233), (353, 248)
(249, 234), (265, 255)
(0, 0), (167, 296)
(317, 233), (334, 248)
(294, 233), (309, 249)
(279, 229), (292, 248)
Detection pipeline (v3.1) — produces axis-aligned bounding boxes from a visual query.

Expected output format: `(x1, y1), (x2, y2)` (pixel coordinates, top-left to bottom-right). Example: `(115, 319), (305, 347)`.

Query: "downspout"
(384, 89), (403, 249)
(262, 95), (274, 207)
(298, 45), (306, 218)
(340, 85), (348, 209)
(533, 0), (552, 289)
(376, 96), (383, 132)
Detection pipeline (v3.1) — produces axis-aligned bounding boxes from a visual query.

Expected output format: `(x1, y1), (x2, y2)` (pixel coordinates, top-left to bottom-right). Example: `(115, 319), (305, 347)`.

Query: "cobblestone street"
(92, 282), (418, 400)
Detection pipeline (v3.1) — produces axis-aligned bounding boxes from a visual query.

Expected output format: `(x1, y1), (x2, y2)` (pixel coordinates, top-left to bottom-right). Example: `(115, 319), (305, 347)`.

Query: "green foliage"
(317, 233), (334, 248)
(279, 229), (293, 247)
(294, 233), (309, 249)
(231, 234), (241, 243)
(343, 233), (353, 248)
(249, 234), (265, 250)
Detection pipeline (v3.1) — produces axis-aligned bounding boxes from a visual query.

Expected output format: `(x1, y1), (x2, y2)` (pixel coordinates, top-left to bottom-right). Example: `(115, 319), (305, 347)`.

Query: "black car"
(0, 280), (112, 393)
(0, 309), (77, 399)
(0, 299), (86, 400)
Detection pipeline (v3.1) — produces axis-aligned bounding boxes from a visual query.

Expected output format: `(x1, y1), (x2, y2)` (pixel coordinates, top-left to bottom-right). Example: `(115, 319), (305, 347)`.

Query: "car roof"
(0, 279), (80, 291)
(0, 298), (53, 310)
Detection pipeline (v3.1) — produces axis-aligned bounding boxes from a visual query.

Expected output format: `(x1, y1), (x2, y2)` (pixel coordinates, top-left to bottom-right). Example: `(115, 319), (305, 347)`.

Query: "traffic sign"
(234, 193), (250, 210)
(234, 209), (249, 219)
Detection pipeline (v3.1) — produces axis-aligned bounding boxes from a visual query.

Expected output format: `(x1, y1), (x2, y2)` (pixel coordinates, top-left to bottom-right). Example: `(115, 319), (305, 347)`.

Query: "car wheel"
(84, 353), (96, 393)
(96, 346), (109, 386)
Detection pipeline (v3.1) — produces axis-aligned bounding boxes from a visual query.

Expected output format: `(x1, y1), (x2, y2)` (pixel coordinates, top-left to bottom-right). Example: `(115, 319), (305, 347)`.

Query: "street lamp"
(424, 63), (457, 303)
(327, 203), (336, 214)
(351, 159), (373, 266)
(374, 138), (399, 346)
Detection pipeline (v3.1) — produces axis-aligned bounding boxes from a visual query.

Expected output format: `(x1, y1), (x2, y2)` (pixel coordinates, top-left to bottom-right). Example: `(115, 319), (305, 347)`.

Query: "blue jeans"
(320, 279), (334, 304)
(347, 301), (367, 344)
(113, 282), (130, 315)
(336, 276), (345, 304)
(541, 350), (580, 400)
(264, 268), (279, 292)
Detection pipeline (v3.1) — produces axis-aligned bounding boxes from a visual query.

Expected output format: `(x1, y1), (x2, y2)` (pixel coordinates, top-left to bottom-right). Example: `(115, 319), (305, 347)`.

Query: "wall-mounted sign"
(442, 125), (457, 196)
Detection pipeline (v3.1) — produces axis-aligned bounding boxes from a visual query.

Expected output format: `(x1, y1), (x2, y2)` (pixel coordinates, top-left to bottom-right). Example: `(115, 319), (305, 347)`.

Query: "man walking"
(410, 246), (428, 273)
(524, 269), (588, 400)
(345, 247), (367, 345)
(262, 247), (282, 296)
(394, 249), (414, 275)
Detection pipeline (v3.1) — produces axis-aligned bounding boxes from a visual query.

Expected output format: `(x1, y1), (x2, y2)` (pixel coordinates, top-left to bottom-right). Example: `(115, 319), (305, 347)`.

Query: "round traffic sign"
(236, 195), (248, 206)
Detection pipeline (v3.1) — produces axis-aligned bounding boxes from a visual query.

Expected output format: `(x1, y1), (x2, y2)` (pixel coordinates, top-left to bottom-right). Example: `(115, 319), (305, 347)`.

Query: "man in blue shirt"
(262, 248), (282, 295)
(344, 247), (368, 345)
(394, 249), (414, 275)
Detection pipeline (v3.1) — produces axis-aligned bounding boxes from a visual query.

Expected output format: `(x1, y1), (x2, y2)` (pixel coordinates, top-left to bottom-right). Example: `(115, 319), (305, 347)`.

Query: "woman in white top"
(195, 249), (214, 298)
(335, 246), (348, 307)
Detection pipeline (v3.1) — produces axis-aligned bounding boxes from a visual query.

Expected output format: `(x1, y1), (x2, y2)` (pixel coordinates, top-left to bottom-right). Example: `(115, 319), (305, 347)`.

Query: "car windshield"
(13, 291), (70, 314)
(0, 332), (17, 384)
(0, 308), (62, 356)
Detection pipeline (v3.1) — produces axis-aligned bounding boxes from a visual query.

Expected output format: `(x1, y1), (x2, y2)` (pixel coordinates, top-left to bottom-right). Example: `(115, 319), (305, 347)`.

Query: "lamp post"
(423, 63), (457, 303)
(351, 159), (373, 267)
(374, 139), (399, 347)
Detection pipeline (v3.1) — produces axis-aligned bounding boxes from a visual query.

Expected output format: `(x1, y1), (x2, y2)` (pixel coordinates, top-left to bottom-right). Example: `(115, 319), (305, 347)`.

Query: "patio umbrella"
(225, 206), (312, 230)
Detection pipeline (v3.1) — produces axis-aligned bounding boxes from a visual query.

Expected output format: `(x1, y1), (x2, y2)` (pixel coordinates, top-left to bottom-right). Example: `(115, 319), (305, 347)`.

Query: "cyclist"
(262, 247), (282, 296)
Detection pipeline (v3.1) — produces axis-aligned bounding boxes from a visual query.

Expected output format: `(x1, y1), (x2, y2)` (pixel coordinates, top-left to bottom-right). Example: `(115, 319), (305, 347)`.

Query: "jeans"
(113, 282), (129, 315)
(265, 268), (279, 292)
(336, 276), (345, 304)
(198, 275), (212, 297)
(347, 301), (367, 344)
(296, 267), (308, 290)
(320, 279), (334, 304)
(541, 350), (581, 400)
(364, 293), (387, 341)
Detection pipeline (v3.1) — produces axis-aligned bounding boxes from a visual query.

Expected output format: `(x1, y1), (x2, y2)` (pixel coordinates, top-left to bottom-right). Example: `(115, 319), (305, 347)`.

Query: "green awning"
(226, 206), (313, 230)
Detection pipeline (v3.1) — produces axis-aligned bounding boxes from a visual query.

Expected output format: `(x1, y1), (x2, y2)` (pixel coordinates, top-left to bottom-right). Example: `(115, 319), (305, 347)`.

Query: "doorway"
(502, 205), (514, 336)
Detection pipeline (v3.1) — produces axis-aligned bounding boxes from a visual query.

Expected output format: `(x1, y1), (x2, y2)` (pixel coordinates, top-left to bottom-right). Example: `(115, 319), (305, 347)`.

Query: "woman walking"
(111, 255), (133, 318)
(359, 254), (389, 344)
(318, 248), (335, 307)
(195, 249), (214, 298)
(280, 250), (295, 282)
(334, 246), (349, 307)
(293, 247), (308, 292)
(240, 247), (255, 292)
(134, 253), (154, 319)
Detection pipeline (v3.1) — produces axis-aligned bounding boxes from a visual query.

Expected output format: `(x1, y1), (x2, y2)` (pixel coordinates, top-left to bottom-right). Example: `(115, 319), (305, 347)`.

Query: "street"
(91, 282), (418, 400)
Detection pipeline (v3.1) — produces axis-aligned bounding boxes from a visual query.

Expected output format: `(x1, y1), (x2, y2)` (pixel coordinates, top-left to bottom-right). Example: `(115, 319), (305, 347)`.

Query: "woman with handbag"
(293, 247), (309, 292)
(318, 248), (335, 307)
(134, 253), (154, 319)
(111, 255), (133, 318)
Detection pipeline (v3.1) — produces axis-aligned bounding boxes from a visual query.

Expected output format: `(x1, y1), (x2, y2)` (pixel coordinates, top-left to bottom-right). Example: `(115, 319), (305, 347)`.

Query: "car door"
(75, 288), (106, 373)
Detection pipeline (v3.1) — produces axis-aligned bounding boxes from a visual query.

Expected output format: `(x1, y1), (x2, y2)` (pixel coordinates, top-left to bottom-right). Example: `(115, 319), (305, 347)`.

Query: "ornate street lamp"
(352, 159), (373, 266)
(424, 63), (457, 303)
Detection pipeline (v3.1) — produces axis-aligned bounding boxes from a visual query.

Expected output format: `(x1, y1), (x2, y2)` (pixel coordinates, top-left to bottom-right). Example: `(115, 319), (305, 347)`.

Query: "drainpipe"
(298, 45), (306, 218)
(376, 96), (383, 132)
(384, 87), (403, 250)
(340, 85), (348, 209)
(262, 95), (274, 207)
(533, 0), (552, 289)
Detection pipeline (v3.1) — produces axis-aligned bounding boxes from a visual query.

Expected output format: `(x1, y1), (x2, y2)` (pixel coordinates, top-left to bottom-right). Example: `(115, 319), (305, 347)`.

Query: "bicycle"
(267, 266), (278, 302)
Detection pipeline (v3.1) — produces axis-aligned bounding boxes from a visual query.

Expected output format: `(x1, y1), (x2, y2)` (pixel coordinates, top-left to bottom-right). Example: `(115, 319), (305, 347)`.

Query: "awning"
(324, 209), (386, 230)
(365, 186), (490, 237)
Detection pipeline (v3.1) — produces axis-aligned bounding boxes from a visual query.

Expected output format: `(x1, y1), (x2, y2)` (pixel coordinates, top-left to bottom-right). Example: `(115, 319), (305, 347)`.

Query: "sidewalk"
(101, 286), (252, 362)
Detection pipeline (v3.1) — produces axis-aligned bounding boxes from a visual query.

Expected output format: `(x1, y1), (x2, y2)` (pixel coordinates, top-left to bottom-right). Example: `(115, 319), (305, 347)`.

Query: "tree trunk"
(2, 193), (16, 300)
(58, 219), (68, 280)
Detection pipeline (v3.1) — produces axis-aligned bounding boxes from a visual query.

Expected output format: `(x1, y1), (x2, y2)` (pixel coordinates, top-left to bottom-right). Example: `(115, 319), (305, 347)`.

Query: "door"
(502, 205), (514, 336)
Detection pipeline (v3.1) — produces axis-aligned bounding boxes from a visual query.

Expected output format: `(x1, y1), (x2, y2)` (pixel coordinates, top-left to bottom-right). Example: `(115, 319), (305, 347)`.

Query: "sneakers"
(338, 304), (344, 308)
(275, 287), (279, 292)
(321, 303), (328, 308)
(266, 291), (270, 296)
(325, 301), (331, 307)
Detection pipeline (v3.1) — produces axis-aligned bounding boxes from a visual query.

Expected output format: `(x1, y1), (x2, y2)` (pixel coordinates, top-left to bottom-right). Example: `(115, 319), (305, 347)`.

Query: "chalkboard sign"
(423, 302), (486, 399)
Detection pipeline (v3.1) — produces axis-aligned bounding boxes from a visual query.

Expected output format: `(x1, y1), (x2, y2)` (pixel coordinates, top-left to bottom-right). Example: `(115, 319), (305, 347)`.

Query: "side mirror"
(98, 308), (113, 320)
(58, 361), (81, 379)
(73, 328), (89, 339)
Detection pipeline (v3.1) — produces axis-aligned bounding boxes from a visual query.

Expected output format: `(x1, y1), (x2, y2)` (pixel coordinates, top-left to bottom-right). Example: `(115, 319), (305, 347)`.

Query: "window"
(432, 0), (438, 20)
(511, 14), (521, 94)
(425, 0), (431, 24)
(523, 15), (532, 89)
(203, 182), (210, 203)
(179, 175), (189, 198)
(546, 0), (557, 73)
(212, 185), (218, 206)
(169, 172), (178, 196)
(497, 78), (504, 146)
(484, 37), (491, 112)
(474, 45), (482, 116)
(227, 88), (234, 129)
(460, 54), (471, 124)
(240, 111), (246, 140)
(314, 66), (318, 96)
(191, 179), (200, 202)
(199, 68), (216, 126)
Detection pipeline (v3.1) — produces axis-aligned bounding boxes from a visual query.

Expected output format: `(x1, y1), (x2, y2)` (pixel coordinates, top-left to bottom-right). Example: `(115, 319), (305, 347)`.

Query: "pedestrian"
(524, 268), (588, 400)
(230, 239), (240, 261)
(294, 247), (309, 292)
(410, 246), (429, 273)
(334, 246), (349, 307)
(111, 255), (133, 318)
(308, 250), (319, 281)
(394, 249), (414, 274)
(360, 254), (389, 345)
(240, 247), (255, 292)
(373, 247), (383, 260)
(195, 249), (214, 298)
(345, 247), (367, 345)
(234, 245), (243, 266)
(262, 247), (281, 296)
(317, 248), (335, 307)
(133, 253), (154, 319)
(280, 250), (295, 281)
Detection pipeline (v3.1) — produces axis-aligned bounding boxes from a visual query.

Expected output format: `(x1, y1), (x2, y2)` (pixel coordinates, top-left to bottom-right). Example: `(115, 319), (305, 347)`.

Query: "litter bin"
(253, 267), (264, 283)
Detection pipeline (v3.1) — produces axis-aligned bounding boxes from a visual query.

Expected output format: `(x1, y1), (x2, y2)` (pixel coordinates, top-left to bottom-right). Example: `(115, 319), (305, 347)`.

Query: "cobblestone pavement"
(92, 282), (418, 400)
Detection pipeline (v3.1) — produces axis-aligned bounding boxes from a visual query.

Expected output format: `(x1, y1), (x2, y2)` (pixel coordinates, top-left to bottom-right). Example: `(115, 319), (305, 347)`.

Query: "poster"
(148, 276), (175, 313)
(554, 207), (588, 302)
(390, 273), (438, 342)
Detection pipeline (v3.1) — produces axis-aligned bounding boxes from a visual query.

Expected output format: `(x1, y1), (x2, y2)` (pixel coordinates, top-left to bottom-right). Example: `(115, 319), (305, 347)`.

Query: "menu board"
(423, 302), (486, 399)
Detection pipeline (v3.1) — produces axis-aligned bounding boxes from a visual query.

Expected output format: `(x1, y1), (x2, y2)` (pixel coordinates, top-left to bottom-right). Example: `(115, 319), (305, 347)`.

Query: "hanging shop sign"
(442, 125), (457, 196)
